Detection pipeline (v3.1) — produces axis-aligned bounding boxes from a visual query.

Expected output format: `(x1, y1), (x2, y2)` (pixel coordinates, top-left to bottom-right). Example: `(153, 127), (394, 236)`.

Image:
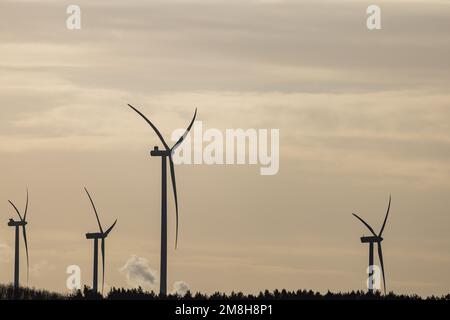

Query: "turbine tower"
(352, 195), (391, 295)
(84, 188), (117, 294)
(127, 104), (196, 295)
(7, 189), (30, 293)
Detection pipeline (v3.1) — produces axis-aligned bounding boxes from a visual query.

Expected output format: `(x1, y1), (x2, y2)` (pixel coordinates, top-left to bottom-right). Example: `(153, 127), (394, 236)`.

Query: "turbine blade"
(171, 108), (197, 152)
(24, 188), (29, 221)
(352, 213), (377, 237)
(127, 104), (169, 150)
(377, 242), (386, 295)
(8, 200), (23, 221)
(84, 188), (103, 233)
(378, 195), (391, 237)
(104, 220), (117, 237)
(101, 238), (105, 295)
(169, 156), (179, 249)
(22, 226), (29, 284)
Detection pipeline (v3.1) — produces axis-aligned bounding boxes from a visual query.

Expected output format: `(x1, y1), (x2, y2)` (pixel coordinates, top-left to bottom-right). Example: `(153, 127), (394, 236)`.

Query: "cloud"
(2, 1), (450, 94)
(173, 281), (191, 296)
(119, 255), (157, 289)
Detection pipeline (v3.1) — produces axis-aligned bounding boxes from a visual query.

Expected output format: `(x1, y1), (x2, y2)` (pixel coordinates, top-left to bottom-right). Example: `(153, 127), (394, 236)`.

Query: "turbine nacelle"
(8, 220), (27, 227)
(85, 232), (108, 239)
(360, 236), (383, 243)
(151, 146), (171, 157)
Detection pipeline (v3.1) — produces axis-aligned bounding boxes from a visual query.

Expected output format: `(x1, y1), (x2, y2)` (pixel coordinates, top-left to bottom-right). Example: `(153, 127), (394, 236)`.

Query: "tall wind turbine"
(7, 189), (30, 293)
(352, 195), (391, 295)
(84, 188), (117, 294)
(127, 104), (196, 295)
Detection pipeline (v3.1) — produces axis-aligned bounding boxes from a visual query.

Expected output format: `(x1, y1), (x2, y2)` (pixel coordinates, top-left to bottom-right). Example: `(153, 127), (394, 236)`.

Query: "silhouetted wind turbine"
(7, 189), (30, 293)
(352, 195), (391, 295)
(127, 104), (196, 295)
(84, 188), (117, 294)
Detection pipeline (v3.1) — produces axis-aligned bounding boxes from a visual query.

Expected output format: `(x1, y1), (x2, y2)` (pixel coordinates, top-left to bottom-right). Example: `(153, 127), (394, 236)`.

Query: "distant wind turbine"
(127, 104), (196, 295)
(84, 188), (117, 294)
(7, 189), (30, 293)
(352, 195), (391, 295)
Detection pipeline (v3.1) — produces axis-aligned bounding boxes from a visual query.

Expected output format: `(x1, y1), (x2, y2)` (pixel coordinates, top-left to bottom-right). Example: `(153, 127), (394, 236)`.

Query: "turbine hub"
(360, 235), (382, 243)
(85, 232), (105, 239)
(151, 147), (171, 157)
(8, 220), (27, 227)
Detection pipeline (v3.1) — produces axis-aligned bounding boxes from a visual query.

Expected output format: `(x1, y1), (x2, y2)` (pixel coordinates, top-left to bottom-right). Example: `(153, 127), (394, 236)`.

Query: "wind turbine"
(127, 104), (196, 295)
(7, 189), (30, 293)
(352, 195), (391, 295)
(84, 187), (117, 294)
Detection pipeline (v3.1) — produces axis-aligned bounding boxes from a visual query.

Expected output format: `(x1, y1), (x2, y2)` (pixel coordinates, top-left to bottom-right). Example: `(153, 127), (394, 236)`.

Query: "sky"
(0, 0), (449, 296)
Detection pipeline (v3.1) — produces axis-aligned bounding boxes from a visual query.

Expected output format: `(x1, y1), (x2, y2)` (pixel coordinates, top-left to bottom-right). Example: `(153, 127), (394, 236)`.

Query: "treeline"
(1, 284), (449, 300)
(0, 284), (65, 300)
(104, 288), (448, 301)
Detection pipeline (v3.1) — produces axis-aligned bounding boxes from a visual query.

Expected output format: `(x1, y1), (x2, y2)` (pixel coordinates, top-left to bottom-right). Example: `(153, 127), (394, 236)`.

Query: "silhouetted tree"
(2, 284), (448, 300)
